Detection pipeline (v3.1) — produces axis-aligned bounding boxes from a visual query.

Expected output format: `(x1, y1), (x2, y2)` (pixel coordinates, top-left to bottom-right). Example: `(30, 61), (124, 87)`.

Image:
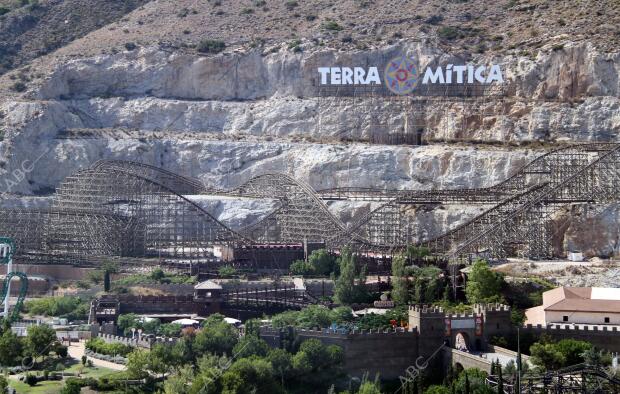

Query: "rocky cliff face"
(1, 40), (619, 257)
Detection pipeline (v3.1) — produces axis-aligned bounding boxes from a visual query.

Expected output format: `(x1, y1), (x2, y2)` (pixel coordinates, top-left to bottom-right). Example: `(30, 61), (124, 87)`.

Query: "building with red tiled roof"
(525, 287), (620, 326)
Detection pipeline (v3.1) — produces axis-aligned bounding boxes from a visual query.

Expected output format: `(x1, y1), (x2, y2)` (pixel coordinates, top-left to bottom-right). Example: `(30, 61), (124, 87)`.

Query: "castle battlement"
(260, 325), (416, 339)
(474, 303), (511, 313)
(409, 304), (445, 314)
(523, 323), (620, 332)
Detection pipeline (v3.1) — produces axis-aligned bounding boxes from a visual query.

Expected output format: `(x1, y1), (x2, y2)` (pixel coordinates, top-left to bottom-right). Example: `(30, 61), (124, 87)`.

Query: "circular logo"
(384, 56), (418, 95)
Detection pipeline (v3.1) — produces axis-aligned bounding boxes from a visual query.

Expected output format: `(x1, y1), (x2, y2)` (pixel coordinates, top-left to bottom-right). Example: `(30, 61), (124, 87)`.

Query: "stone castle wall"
(260, 326), (419, 380)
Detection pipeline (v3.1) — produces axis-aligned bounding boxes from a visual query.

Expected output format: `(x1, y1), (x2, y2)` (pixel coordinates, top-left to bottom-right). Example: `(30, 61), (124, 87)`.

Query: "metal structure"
(0, 142), (619, 265)
(0, 237), (28, 321)
(486, 364), (620, 393)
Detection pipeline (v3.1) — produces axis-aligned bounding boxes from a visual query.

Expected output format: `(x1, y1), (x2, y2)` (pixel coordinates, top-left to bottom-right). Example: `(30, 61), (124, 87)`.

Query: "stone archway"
(455, 332), (470, 351)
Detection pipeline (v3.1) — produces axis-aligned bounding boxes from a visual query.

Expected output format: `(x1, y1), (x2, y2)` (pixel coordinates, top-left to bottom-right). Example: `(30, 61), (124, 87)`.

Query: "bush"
(322, 21), (343, 31)
(218, 265), (237, 278)
(285, 0), (298, 9)
(85, 338), (134, 357)
(124, 42), (137, 51)
(0, 6), (10, 15)
(197, 39), (226, 54)
(437, 26), (459, 40)
(290, 260), (314, 275)
(24, 296), (89, 320)
(25, 373), (38, 386)
(60, 378), (82, 394)
(10, 82), (26, 92)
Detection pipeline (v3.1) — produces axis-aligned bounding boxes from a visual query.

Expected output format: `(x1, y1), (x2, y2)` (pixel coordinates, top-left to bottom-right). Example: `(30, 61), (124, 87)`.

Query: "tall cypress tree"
(391, 254), (409, 305)
(497, 363), (504, 394)
(103, 270), (111, 292)
(464, 372), (470, 394)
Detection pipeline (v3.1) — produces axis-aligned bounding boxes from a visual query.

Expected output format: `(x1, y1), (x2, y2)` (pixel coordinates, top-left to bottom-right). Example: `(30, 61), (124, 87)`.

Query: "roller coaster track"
(0, 237), (28, 321)
(486, 363), (620, 393)
(433, 144), (620, 259)
(1, 142), (619, 263)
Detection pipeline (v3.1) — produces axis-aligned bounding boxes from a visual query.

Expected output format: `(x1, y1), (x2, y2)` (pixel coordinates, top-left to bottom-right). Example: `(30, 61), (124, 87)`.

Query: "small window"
(605, 317), (610, 323)
(563, 316), (569, 322)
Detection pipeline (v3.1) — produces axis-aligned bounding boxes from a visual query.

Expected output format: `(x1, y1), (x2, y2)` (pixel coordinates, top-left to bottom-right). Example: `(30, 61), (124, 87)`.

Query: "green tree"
(126, 349), (151, 379)
(530, 339), (591, 370)
(334, 248), (368, 304)
(103, 270), (111, 292)
(465, 260), (505, 304)
(194, 315), (238, 356)
(581, 347), (605, 367)
(308, 249), (338, 276)
(0, 375), (8, 393)
(529, 342), (566, 370)
(60, 378), (82, 394)
(221, 357), (283, 394)
(232, 335), (270, 359)
(424, 386), (451, 394)
(391, 254), (409, 305)
(290, 260), (315, 276)
(357, 377), (382, 394)
(117, 313), (139, 335)
(164, 365), (195, 394)
(218, 265), (237, 278)
(268, 348), (293, 384)
(150, 268), (165, 281)
(497, 363), (504, 394)
(0, 328), (23, 366)
(26, 324), (57, 358)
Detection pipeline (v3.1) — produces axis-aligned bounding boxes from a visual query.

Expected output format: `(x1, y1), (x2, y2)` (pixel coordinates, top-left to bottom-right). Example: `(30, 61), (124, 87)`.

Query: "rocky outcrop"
(1, 40), (620, 256)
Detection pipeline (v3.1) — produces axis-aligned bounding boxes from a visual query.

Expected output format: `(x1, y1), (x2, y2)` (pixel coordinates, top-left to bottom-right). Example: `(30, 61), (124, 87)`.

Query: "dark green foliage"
(25, 374), (38, 386)
(322, 20), (343, 31)
(437, 26), (460, 40)
(124, 42), (137, 51)
(285, 0), (298, 10)
(197, 39), (226, 54)
(194, 314), (239, 356)
(290, 249), (338, 276)
(530, 338), (593, 370)
(10, 82), (26, 92)
(391, 254), (409, 305)
(103, 270), (111, 292)
(218, 265), (237, 278)
(334, 248), (369, 304)
(465, 260), (506, 304)
(85, 337), (134, 356)
(0, 375), (8, 393)
(290, 259), (314, 275)
(271, 305), (352, 329)
(0, 328), (23, 366)
(26, 324), (58, 357)
(232, 336), (270, 358)
(60, 378), (82, 394)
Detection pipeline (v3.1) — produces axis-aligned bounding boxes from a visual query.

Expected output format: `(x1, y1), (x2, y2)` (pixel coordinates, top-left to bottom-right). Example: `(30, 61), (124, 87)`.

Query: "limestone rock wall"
(1, 40), (620, 256)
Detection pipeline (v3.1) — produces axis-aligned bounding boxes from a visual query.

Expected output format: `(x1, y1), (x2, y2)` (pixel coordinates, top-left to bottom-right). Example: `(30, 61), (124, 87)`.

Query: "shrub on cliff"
(197, 39), (225, 54)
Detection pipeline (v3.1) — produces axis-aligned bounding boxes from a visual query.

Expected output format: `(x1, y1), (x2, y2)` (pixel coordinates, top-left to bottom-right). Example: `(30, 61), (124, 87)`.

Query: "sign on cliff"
(314, 55), (506, 97)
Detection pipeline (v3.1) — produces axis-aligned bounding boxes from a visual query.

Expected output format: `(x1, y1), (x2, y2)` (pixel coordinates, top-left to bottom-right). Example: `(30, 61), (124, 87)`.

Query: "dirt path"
(67, 341), (126, 371)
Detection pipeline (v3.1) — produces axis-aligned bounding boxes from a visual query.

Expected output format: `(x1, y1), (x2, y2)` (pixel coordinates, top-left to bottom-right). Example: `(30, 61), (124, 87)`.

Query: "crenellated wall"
(260, 326), (419, 380)
(520, 323), (620, 352)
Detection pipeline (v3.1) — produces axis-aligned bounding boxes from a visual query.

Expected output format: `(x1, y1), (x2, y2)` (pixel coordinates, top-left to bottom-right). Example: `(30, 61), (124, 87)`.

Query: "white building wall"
(546, 311), (620, 325)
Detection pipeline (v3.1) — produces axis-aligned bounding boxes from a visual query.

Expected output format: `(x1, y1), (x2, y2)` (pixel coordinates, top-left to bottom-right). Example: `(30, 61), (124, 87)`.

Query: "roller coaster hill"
(1, 142), (619, 268)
